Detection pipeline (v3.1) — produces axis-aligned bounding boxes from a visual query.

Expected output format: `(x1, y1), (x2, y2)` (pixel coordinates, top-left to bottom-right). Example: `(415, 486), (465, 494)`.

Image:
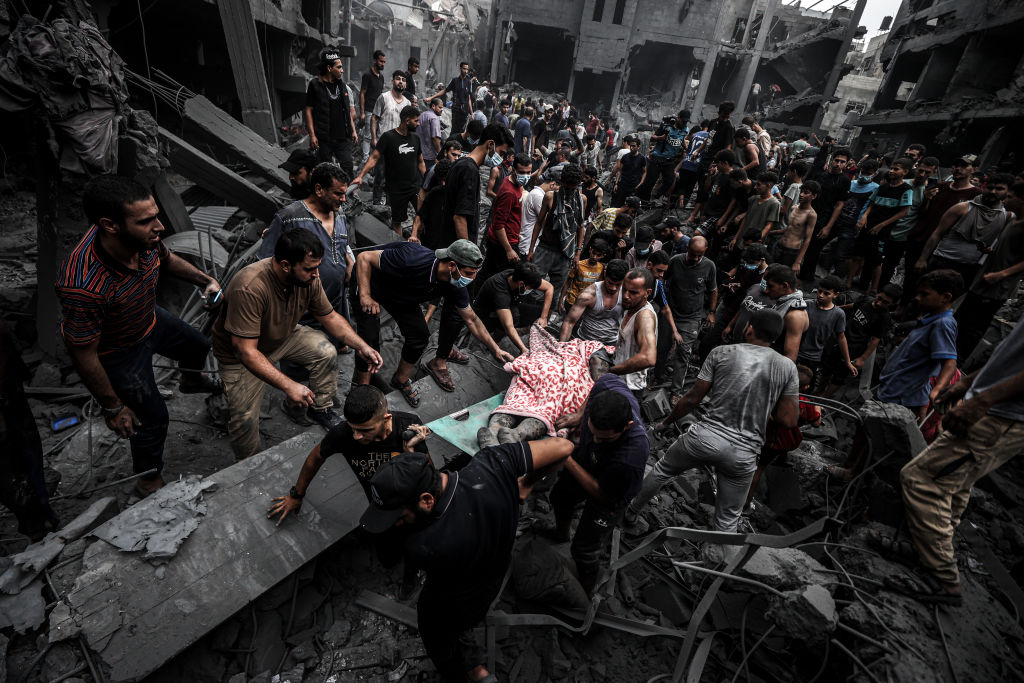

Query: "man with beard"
(369, 71), (411, 206)
(354, 105), (425, 235)
(798, 149), (852, 283)
(360, 439), (573, 682)
(608, 268), (659, 397)
(259, 163), (355, 322)
(664, 236), (717, 399)
(610, 136), (647, 208)
(427, 61), (473, 136)
(528, 163), (588, 299)
(915, 173), (1016, 287)
(279, 149), (319, 200)
(305, 49), (358, 175)
(212, 228), (382, 460)
(57, 176), (224, 496)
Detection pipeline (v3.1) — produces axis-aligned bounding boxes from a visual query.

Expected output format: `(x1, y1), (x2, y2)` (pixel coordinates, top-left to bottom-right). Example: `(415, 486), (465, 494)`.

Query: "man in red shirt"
(478, 153), (533, 284)
(900, 156), (982, 310)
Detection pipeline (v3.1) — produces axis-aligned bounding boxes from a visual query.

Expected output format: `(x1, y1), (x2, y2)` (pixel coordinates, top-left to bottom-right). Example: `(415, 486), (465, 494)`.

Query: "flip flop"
(421, 361), (455, 392)
(390, 375), (421, 407)
(884, 573), (963, 607)
(448, 347), (470, 365)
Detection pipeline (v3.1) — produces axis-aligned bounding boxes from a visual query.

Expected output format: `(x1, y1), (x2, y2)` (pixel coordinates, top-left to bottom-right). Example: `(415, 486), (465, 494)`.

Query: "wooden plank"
(181, 96), (290, 191)
(159, 127), (284, 224)
(58, 431), (366, 682)
(215, 0), (278, 143)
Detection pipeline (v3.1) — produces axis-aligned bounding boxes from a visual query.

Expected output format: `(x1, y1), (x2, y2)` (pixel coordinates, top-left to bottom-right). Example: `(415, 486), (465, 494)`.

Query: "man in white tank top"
(610, 267), (659, 396)
(560, 259), (627, 346)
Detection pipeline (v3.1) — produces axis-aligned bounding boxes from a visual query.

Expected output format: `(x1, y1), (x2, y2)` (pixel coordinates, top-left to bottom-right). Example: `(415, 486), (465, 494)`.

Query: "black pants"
(677, 168), (700, 208)
(611, 182), (640, 208)
(317, 138), (354, 178)
(637, 158), (676, 200)
(477, 240), (517, 294)
(900, 240), (927, 306)
(955, 291), (1004, 363)
(651, 302), (672, 381)
(418, 581), (494, 682)
(927, 255), (979, 291)
(879, 239), (909, 291)
(0, 387), (58, 539)
(353, 297), (463, 372)
(372, 157), (386, 202)
(451, 109), (468, 136)
(99, 307), (210, 479)
(799, 226), (838, 282)
(550, 470), (625, 576)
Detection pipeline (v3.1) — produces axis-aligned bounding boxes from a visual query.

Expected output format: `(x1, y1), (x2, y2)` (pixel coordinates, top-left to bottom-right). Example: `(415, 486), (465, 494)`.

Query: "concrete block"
(766, 584), (837, 642)
(739, 547), (832, 591)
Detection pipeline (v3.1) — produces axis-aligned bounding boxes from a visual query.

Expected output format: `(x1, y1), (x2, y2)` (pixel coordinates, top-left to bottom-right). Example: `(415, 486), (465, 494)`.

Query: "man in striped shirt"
(56, 176), (223, 496)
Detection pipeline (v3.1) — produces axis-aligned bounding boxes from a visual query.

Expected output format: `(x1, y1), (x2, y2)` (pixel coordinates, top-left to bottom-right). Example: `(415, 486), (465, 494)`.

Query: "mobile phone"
(926, 177), (938, 188)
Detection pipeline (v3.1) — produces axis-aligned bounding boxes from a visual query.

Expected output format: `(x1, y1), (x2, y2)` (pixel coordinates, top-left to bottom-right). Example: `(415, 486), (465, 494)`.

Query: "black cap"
(359, 453), (435, 533)
(624, 196), (641, 210)
(280, 149), (318, 173)
(660, 216), (682, 228)
(634, 226), (654, 251)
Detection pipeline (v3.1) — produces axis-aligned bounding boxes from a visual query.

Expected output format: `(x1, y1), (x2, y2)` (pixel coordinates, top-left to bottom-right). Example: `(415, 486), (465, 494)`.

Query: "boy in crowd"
(876, 270), (962, 420)
(797, 275), (856, 387)
(779, 160), (810, 224)
(727, 171), (781, 251)
(773, 180), (819, 271)
(560, 238), (610, 312)
(823, 284), (899, 396)
(847, 157), (913, 292)
(833, 160), (879, 277)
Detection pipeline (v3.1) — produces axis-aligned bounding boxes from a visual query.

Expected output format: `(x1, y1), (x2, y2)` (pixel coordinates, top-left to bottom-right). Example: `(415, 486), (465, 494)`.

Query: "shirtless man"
(560, 259), (627, 346)
(772, 180), (819, 272)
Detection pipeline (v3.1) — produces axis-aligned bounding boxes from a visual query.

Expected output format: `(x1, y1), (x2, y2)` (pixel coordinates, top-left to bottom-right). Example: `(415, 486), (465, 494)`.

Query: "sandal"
(867, 529), (918, 562)
(421, 361), (455, 392)
(390, 375), (421, 407)
(448, 347), (470, 365)
(884, 573), (963, 607)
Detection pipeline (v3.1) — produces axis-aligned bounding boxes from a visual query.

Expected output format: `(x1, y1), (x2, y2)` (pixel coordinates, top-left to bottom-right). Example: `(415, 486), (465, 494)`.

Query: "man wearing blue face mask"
(479, 153), (535, 285)
(441, 123), (514, 246)
(625, 226), (663, 269)
(353, 240), (515, 405)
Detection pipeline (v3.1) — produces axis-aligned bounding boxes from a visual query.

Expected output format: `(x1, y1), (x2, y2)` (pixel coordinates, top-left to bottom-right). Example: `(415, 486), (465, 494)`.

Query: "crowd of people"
(0, 47), (1018, 683)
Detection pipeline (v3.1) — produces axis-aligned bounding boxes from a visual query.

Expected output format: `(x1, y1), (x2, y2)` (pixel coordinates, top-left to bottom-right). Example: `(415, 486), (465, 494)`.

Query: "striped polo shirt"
(56, 225), (167, 354)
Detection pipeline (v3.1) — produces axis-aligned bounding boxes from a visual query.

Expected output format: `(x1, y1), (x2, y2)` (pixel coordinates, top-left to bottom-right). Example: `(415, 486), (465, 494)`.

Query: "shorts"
(853, 229), (885, 267)
(387, 191), (417, 225)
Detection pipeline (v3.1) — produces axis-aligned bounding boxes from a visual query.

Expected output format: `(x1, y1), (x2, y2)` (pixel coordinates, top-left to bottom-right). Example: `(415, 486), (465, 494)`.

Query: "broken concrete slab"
(738, 547), (832, 591)
(766, 584), (837, 642)
(91, 475), (217, 563)
(858, 400), (927, 473)
(0, 496), (117, 594)
(0, 579), (45, 633)
(52, 432), (364, 682)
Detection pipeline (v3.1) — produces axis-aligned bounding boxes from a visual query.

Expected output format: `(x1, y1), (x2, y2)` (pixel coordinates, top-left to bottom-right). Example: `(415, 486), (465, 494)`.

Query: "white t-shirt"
(520, 186), (546, 256)
(373, 91), (410, 135)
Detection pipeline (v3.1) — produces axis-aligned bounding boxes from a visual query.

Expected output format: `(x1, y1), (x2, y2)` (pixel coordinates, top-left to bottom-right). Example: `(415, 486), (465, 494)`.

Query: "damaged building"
(854, 0), (1024, 164)
(818, 31), (886, 145)
(485, 0), (865, 131)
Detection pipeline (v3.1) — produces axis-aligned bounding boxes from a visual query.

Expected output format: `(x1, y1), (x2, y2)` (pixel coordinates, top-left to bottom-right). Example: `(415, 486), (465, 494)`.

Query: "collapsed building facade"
(854, 0), (1024, 165)
(485, 0), (865, 131)
(818, 31), (886, 145)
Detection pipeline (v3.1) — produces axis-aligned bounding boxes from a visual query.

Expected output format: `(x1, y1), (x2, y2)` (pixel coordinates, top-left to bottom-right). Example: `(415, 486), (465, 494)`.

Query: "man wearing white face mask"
(441, 123), (514, 246)
(353, 240), (515, 405)
(625, 226), (663, 270)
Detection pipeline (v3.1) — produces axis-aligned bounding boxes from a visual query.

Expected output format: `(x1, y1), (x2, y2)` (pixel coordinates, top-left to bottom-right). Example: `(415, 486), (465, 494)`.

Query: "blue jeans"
(99, 307), (210, 479)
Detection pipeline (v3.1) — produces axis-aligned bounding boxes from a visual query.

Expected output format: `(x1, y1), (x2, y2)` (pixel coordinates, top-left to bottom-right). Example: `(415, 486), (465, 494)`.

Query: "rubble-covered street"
(2, 0), (1024, 681)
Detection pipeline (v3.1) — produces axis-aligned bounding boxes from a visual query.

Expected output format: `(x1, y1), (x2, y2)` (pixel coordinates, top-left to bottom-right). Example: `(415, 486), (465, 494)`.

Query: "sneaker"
(281, 399), (313, 426)
(622, 511), (650, 536)
(308, 407), (344, 430)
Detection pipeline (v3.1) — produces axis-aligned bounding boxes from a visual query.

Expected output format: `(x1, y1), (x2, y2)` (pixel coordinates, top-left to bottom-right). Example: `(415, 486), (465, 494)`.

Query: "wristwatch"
(101, 403), (124, 420)
(289, 486), (304, 500)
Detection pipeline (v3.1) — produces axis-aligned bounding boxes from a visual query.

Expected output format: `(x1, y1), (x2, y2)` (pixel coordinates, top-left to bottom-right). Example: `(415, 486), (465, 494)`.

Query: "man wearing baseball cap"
(361, 438), (573, 682)
(305, 48), (358, 175)
(353, 240), (515, 405)
(279, 149), (319, 200)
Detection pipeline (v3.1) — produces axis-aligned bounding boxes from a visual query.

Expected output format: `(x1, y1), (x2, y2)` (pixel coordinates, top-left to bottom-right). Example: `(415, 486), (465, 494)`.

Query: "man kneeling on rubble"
(360, 439), (573, 682)
(548, 369), (651, 593)
(895, 309), (1024, 606)
(623, 309), (799, 537)
(212, 228), (382, 460)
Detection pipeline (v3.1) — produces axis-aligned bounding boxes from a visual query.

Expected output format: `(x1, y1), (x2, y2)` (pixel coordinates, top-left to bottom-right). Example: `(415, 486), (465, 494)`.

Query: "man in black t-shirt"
(353, 105), (425, 236)
(359, 439), (573, 683)
(305, 50), (358, 175)
(441, 123), (513, 246)
(473, 262), (554, 353)
(267, 385), (429, 523)
(427, 61), (473, 136)
(799, 148), (852, 282)
(410, 158), (453, 249)
(359, 50), (387, 163)
(823, 285), (898, 394)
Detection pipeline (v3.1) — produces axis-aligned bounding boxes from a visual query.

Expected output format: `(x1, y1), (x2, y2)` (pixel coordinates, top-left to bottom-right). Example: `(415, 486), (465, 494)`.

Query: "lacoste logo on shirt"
(399, 144), (416, 154)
